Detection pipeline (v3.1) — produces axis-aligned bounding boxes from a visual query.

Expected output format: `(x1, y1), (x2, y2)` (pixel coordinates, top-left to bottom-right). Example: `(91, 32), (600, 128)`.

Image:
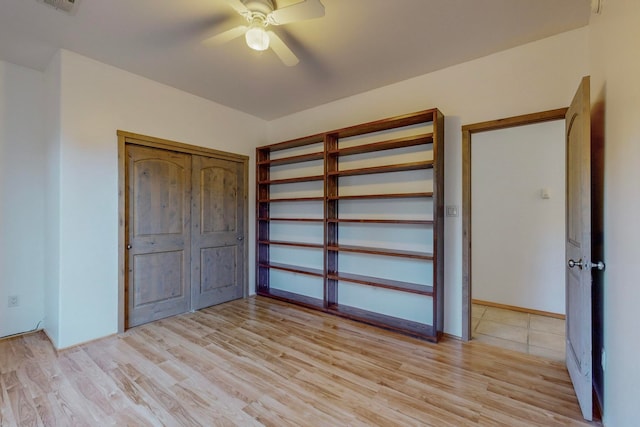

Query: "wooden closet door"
(191, 155), (245, 310)
(126, 145), (191, 327)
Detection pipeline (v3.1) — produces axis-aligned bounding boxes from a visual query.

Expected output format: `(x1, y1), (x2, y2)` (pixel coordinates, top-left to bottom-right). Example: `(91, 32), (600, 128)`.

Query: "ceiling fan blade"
(267, 31), (299, 66)
(226, 0), (250, 15)
(267, 0), (325, 25)
(202, 25), (248, 46)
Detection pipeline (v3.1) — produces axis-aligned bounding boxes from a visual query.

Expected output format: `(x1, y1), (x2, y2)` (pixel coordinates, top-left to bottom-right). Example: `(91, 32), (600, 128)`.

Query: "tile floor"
(472, 303), (566, 362)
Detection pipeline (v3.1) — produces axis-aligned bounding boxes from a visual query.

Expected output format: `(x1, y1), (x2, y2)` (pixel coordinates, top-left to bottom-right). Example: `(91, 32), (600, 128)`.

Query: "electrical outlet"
(8, 295), (19, 308)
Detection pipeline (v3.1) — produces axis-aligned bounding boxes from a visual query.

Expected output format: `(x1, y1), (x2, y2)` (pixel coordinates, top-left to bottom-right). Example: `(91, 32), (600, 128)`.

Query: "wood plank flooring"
(0, 296), (599, 426)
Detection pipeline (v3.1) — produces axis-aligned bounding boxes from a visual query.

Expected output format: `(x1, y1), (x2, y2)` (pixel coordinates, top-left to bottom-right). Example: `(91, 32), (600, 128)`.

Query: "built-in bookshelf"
(256, 109), (444, 341)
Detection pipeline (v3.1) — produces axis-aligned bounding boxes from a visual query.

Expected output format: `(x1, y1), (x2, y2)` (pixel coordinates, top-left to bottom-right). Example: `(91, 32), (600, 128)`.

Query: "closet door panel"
(126, 145), (191, 327)
(191, 155), (245, 310)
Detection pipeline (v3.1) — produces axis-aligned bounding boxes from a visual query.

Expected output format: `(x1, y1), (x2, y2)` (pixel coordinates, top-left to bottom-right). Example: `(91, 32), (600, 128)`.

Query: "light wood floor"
(1, 296), (598, 426)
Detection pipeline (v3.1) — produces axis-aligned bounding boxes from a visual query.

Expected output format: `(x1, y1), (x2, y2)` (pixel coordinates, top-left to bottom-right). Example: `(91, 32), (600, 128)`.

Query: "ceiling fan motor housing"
(242, 0), (274, 16)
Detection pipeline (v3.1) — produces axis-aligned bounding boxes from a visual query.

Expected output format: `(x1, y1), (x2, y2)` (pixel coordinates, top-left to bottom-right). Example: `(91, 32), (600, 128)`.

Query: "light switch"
(540, 189), (551, 199)
(446, 205), (459, 217)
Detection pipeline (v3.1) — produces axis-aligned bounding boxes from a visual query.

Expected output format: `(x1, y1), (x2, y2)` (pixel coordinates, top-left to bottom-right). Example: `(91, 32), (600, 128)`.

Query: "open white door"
(565, 76), (595, 421)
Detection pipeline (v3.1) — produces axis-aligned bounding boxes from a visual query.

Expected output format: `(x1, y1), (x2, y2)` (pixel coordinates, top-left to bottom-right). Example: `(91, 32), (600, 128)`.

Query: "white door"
(565, 76), (594, 421)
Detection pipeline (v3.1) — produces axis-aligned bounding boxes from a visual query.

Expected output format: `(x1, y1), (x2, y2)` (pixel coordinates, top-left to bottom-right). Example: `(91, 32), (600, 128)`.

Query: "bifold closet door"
(126, 145), (192, 327)
(191, 155), (245, 310)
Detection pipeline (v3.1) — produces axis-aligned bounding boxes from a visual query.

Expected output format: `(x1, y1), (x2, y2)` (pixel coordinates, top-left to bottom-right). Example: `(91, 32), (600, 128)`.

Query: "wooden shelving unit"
(256, 109), (444, 341)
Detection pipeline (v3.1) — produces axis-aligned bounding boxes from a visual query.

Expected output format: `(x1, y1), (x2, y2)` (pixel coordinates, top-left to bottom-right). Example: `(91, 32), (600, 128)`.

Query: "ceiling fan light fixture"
(245, 19), (270, 51)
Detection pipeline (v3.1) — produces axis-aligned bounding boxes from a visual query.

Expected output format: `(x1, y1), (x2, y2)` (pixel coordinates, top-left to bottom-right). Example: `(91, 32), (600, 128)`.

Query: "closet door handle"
(237, 236), (244, 241)
(568, 259), (583, 269)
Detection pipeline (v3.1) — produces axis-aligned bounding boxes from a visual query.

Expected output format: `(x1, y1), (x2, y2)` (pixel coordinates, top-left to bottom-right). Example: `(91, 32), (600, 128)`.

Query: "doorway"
(117, 131), (249, 331)
(461, 108), (568, 341)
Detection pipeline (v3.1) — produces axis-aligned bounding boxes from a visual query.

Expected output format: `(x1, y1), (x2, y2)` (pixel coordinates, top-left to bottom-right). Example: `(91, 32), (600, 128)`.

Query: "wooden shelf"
(258, 152), (324, 166)
(260, 135), (324, 152)
(261, 262), (324, 277)
(328, 192), (433, 201)
(259, 217), (324, 223)
(327, 244), (433, 260)
(328, 218), (433, 225)
(258, 196), (324, 203)
(329, 133), (433, 156)
(257, 289), (324, 310)
(259, 175), (324, 185)
(328, 161), (433, 177)
(327, 303), (437, 341)
(330, 109), (438, 139)
(258, 240), (324, 249)
(257, 108), (444, 342)
(328, 272), (433, 295)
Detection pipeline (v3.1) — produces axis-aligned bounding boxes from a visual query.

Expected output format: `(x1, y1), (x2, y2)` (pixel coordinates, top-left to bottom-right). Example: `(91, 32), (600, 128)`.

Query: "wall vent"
(38, 0), (79, 14)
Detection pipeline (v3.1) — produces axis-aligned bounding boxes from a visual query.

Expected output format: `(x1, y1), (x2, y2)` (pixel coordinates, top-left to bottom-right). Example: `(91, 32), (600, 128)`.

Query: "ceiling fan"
(203, 0), (325, 66)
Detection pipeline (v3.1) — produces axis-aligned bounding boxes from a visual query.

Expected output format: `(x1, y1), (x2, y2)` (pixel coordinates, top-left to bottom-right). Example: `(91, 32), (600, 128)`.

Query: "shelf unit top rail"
(330, 133), (434, 156)
(327, 244), (434, 260)
(259, 135), (324, 152)
(257, 109), (439, 152)
(328, 272), (433, 295)
(330, 109), (438, 139)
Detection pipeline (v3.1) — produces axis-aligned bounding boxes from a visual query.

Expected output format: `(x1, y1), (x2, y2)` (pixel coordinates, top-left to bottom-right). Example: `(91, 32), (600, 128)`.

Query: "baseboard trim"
(53, 333), (118, 353)
(0, 329), (43, 341)
(472, 299), (565, 320)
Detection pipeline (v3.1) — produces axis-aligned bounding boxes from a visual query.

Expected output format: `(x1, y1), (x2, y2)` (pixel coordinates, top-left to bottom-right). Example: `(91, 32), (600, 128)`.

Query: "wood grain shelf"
(258, 240), (324, 249)
(328, 133), (434, 156)
(326, 244), (434, 260)
(258, 196), (324, 203)
(330, 108), (438, 139)
(259, 217), (324, 223)
(328, 272), (433, 295)
(261, 262), (324, 277)
(259, 175), (324, 185)
(327, 303), (437, 341)
(327, 218), (433, 225)
(328, 192), (433, 201)
(258, 152), (324, 166)
(257, 288), (324, 310)
(328, 161), (433, 177)
(261, 135), (324, 152)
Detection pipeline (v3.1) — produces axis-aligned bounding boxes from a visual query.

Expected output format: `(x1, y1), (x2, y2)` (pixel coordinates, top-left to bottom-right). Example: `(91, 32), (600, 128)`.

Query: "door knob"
(127, 244), (132, 249)
(591, 261), (605, 270)
(568, 259), (583, 269)
(237, 236), (244, 241)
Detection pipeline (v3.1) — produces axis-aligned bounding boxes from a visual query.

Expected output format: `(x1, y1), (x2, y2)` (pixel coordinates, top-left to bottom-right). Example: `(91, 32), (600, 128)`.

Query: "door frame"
(117, 130), (249, 333)
(460, 108), (567, 341)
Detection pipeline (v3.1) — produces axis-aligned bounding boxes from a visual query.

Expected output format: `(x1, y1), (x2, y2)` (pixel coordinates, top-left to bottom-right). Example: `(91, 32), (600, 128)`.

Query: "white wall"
(43, 52), (61, 345)
(589, 1), (640, 425)
(0, 60), (46, 337)
(50, 50), (266, 348)
(472, 121), (565, 314)
(268, 28), (589, 337)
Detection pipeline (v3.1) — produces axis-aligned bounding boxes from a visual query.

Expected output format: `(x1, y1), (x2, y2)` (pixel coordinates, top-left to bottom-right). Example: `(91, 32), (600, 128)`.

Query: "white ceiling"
(0, 0), (590, 120)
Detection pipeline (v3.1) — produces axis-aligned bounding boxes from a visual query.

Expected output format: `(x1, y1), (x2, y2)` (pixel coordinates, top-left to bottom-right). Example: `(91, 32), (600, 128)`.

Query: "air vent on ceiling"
(38, 0), (79, 14)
